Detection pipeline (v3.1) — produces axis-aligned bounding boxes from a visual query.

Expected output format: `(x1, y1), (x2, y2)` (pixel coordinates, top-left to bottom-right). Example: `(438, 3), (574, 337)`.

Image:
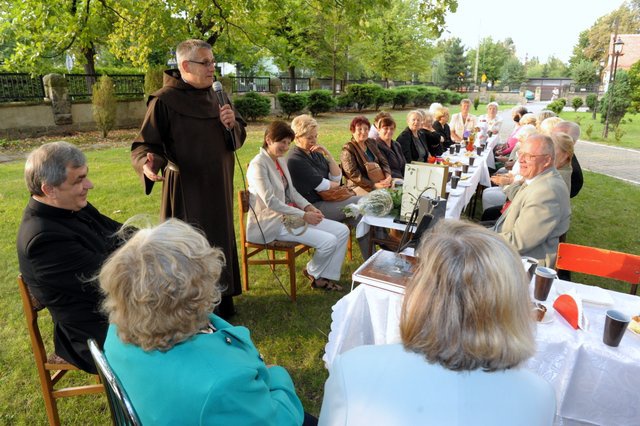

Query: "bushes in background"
(92, 75), (117, 138)
(572, 97), (584, 111)
(346, 83), (383, 111)
(232, 83), (473, 118)
(144, 65), (164, 97)
(234, 92), (271, 121)
(546, 100), (564, 115)
(585, 93), (598, 112)
(307, 90), (336, 116)
(277, 92), (307, 118)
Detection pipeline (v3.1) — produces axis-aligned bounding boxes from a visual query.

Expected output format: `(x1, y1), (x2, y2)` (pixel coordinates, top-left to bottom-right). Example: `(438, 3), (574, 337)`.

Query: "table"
(324, 251), (640, 426)
(480, 134), (501, 169)
(355, 143), (492, 240)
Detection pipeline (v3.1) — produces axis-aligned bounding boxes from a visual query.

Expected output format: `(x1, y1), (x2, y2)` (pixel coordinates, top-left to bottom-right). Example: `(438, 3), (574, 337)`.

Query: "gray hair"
(176, 39), (212, 66)
(553, 121), (581, 143)
(24, 142), (86, 196)
(487, 101), (499, 109)
(408, 110), (424, 123)
(100, 219), (224, 351)
(527, 133), (555, 163)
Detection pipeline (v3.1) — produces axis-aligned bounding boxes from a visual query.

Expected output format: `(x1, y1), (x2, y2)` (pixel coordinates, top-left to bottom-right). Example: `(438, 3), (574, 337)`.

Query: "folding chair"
(555, 243), (640, 295)
(17, 275), (103, 426)
(238, 190), (312, 301)
(88, 339), (141, 426)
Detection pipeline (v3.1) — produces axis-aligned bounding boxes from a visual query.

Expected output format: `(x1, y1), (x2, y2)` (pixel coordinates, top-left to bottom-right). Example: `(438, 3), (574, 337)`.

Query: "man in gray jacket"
(493, 134), (571, 267)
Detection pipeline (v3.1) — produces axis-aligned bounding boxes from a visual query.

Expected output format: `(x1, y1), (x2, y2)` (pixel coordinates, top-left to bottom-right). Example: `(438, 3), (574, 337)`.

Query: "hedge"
(233, 92), (271, 121)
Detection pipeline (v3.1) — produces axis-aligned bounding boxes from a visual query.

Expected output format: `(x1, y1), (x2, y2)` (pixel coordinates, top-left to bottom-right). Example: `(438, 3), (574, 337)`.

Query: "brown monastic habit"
(132, 70), (247, 297)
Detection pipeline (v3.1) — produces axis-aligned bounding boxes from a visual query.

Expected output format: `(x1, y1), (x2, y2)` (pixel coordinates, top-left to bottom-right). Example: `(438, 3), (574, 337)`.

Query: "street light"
(603, 36), (624, 139)
(593, 60), (605, 120)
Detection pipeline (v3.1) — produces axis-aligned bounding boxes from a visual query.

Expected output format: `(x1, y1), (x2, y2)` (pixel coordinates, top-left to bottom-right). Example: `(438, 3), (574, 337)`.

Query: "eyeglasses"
(519, 152), (550, 162)
(188, 59), (216, 68)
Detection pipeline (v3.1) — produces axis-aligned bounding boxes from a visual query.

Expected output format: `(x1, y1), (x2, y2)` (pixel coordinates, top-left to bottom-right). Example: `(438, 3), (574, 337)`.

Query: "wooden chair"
(238, 190), (312, 302)
(556, 243), (640, 295)
(88, 340), (141, 426)
(17, 275), (104, 426)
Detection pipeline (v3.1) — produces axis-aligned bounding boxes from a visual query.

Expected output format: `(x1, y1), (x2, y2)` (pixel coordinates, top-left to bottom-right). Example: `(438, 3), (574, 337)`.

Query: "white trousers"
(276, 218), (350, 281)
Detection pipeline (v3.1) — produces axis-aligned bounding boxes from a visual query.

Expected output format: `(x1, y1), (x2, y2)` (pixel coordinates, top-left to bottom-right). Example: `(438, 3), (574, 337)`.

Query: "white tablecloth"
(324, 267), (640, 426)
(355, 145), (491, 238)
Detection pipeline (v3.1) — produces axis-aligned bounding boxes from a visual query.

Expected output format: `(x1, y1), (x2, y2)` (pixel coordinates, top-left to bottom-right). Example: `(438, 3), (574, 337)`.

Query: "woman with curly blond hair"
(100, 219), (305, 425)
(319, 220), (555, 425)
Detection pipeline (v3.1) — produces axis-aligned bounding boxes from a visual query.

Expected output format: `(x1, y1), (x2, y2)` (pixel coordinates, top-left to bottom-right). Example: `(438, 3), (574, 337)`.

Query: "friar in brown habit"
(131, 39), (247, 318)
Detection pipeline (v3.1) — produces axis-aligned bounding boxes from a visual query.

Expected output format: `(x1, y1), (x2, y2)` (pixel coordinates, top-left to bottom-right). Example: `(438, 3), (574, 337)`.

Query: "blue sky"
(443, 0), (626, 63)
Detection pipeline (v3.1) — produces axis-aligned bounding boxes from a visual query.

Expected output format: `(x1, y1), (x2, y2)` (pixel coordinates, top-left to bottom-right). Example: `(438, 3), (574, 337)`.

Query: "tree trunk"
(82, 44), (97, 95)
(331, 49), (337, 96)
(288, 65), (296, 93)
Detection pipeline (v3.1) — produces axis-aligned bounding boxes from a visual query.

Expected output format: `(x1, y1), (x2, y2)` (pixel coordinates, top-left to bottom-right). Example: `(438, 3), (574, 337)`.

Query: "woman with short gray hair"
(101, 219), (305, 425)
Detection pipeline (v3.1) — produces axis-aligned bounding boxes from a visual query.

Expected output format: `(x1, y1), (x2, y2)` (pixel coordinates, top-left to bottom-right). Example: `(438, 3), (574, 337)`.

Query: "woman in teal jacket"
(99, 219), (304, 425)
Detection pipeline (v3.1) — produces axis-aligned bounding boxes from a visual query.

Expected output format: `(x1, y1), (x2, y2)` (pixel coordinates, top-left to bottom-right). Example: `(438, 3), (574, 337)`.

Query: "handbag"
(350, 141), (386, 184)
(282, 214), (307, 236)
(318, 186), (356, 202)
(364, 162), (385, 183)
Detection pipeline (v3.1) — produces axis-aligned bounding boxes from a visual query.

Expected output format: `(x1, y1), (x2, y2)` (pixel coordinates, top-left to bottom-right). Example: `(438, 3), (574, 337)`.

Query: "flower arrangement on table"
(343, 188), (403, 218)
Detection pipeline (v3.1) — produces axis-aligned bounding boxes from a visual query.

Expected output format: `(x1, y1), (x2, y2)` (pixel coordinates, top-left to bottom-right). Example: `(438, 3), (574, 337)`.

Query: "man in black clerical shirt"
(17, 142), (122, 373)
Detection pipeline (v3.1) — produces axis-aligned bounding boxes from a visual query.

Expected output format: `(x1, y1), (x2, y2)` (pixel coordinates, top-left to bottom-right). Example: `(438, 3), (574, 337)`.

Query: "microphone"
(213, 80), (237, 150)
(212, 81), (226, 107)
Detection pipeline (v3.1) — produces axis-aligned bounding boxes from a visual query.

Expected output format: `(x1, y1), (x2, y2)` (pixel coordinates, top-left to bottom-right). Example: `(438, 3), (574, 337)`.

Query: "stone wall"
(0, 99), (146, 139)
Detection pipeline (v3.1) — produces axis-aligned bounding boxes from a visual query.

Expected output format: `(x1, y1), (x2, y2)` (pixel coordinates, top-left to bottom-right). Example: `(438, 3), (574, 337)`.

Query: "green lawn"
(560, 110), (640, 149)
(1, 110), (639, 424)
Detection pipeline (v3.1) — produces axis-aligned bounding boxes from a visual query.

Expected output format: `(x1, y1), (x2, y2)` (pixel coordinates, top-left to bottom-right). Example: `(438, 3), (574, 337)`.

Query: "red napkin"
(553, 291), (588, 330)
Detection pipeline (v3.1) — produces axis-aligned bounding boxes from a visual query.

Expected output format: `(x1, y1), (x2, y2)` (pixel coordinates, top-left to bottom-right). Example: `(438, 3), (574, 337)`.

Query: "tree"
(545, 56), (569, 78)
(568, 2), (640, 65)
(500, 57), (526, 89)
(571, 60), (599, 86)
(600, 70), (631, 129)
(308, 0), (376, 94)
(441, 38), (467, 90)
(467, 37), (514, 86)
(3, 0), (119, 77)
(628, 59), (640, 113)
(363, 0), (435, 83)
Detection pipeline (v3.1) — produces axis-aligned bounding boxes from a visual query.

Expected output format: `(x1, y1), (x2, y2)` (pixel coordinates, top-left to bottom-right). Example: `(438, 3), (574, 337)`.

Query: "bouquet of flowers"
(343, 189), (397, 218)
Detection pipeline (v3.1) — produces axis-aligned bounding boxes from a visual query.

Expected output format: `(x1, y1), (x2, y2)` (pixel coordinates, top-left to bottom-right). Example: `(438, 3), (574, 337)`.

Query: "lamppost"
(593, 60), (605, 120)
(603, 36), (624, 139)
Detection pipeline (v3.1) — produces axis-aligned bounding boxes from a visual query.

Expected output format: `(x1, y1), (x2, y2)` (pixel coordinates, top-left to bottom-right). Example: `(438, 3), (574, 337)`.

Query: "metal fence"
(66, 74), (145, 100)
(280, 77), (310, 92)
(229, 76), (270, 93)
(0, 73), (145, 103)
(0, 73), (45, 102)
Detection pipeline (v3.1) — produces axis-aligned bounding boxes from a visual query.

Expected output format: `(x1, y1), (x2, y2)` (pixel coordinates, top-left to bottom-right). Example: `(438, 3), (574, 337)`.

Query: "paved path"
(496, 101), (640, 185)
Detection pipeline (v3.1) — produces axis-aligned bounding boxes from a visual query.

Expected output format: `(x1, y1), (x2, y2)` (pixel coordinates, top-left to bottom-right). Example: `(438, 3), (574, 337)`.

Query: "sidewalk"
(574, 140), (640, 186)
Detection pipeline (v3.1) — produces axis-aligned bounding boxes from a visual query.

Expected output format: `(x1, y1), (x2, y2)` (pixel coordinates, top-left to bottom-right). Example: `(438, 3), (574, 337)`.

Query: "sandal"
(311, 278), (343, 292)
(302, 268), (314, 283)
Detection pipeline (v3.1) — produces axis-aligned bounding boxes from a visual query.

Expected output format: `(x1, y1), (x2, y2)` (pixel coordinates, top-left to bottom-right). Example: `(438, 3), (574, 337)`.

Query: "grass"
(1, 108), (639, 424)
(560, 110), (640, 149)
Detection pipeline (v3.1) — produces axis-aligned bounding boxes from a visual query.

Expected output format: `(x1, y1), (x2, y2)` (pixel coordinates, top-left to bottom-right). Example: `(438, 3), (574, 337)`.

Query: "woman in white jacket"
(247, 120), (349, 291)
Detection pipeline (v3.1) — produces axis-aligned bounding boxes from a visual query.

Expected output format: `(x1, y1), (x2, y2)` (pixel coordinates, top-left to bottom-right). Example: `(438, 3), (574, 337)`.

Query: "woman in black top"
(432, 107), (453, 149)
(287, 114), (360, 223)
(375, 116), (406, 179)
(396, 110), (430, 163)
(419, 111), (445, 157)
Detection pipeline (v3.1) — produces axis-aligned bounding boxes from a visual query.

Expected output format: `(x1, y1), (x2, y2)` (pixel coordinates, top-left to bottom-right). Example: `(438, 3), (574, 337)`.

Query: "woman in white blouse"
(319, 220), (556, 426)
(247, 120), (349, 291)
